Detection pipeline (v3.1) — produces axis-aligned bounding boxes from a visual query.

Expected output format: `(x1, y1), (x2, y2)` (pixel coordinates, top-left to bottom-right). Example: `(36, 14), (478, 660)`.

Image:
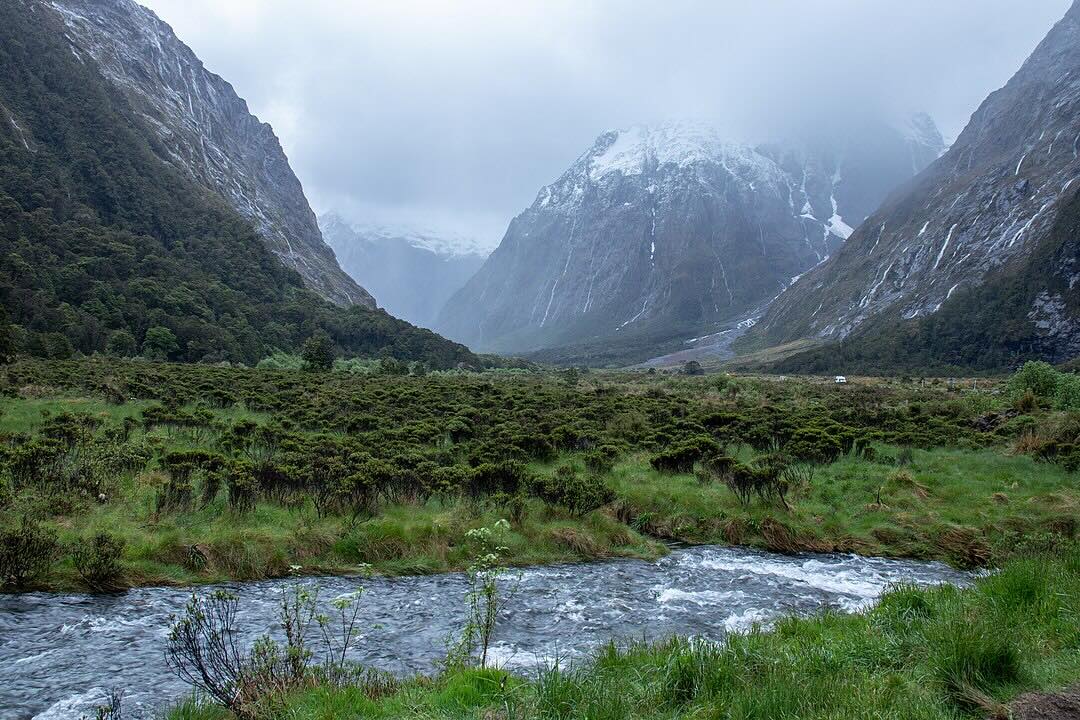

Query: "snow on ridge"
(587, 121), (777, 183)
(320, 214), (494, 258)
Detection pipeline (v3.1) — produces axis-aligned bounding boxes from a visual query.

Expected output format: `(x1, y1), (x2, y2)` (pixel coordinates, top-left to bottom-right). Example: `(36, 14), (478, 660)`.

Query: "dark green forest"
(0, 1), (475, 369)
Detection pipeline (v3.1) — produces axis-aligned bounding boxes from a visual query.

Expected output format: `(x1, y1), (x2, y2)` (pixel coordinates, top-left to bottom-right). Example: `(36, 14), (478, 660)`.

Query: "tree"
(106, 329), (137, 357)
(301, 330), (335, 371)
(683, 360), (705, 376)
(1008, 360), (1059, 400)
(142, 326), (179, 360)
(0, 306), (13, 363)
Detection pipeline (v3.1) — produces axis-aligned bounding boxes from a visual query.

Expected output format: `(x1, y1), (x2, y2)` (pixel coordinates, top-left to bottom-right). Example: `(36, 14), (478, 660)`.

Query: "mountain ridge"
(47, 0), (374, 308)
(0, 0), (475, 368)
(746, 0), (1080, 371)
(320, 213), (486, 329)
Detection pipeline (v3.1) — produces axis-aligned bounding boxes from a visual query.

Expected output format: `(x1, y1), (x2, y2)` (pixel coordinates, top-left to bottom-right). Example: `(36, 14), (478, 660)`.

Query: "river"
(1, 545), (971, 719)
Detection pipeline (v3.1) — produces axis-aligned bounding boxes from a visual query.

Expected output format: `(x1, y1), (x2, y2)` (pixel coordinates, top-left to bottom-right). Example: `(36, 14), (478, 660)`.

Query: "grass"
(1, 362), (1076, 592)
(19, 437), (1076, 592)
(166, 545), (1080, 719)
(2, 392), (1078, 591)
(604, 445), (1078, 566)
(34, 483), (661, 591)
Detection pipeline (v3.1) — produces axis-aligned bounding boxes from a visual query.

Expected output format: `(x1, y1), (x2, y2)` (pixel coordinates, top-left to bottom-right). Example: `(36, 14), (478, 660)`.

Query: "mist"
(140, 0), (1071, 248)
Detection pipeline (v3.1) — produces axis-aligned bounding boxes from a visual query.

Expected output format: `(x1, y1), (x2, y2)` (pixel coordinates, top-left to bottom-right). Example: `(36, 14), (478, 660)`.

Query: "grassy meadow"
(2, 358), (1079, 718)
(0, 360), (1077, 592)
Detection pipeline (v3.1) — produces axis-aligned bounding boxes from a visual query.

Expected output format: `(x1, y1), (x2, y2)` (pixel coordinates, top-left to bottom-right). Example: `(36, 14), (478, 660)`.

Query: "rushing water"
(1, 546), (971, 719)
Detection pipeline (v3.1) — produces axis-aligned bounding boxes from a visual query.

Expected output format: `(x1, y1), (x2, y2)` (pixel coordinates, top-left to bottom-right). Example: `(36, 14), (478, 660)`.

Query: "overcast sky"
(141, 0), (1071, 250)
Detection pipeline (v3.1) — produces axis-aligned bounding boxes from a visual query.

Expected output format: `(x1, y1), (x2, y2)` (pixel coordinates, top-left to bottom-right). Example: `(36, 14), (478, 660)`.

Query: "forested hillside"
(0, 0), (474, 368)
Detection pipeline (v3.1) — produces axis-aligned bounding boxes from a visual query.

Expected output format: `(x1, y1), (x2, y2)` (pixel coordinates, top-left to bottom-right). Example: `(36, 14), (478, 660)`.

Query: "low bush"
(0, 516), (59, 589)
(73, 532), (126, 591)
(534, 465), (615, 516)
(650, 437), (719, 474)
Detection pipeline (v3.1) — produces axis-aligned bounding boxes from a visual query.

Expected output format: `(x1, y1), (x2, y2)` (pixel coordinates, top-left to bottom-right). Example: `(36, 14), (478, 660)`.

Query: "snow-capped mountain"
(46, 0), (373, 308)
(752, 1), (1080, 369)
(437, 118), (944, 355)
(320, 214), (486, 329)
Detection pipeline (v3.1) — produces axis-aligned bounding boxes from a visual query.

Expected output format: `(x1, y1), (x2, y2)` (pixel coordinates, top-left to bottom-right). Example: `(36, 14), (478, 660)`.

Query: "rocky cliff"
(750, 0), (1080, 370)
(46, 0), (373, 307)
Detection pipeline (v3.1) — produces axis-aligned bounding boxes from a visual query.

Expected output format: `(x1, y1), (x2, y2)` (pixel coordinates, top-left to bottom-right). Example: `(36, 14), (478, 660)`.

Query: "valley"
(2, 0), (1080, 718)
(2, 359), (1079, 718)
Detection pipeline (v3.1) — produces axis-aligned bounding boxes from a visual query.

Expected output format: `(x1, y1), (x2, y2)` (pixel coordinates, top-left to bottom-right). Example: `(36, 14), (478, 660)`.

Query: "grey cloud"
(141, 0), (1071, 247)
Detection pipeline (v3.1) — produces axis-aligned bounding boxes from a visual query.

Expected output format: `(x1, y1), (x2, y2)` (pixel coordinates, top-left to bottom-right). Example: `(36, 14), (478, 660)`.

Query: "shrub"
(786, 426), (843, 465)
(650, 437), (719, 474)
(535, 465), (615, 516)
(467, 461), (532, 499)
(301, 330), (336, 372)
(1054, 372), (1080, 411)
(721, 463), (761, 506)
(73, 532), (126, 591)
(1007, 360), (1059, 400)
(156, 476), (194, 514)
(0, 517), (59, 589)
(583, 445), (620, 475)
(226, 461), (258, 514)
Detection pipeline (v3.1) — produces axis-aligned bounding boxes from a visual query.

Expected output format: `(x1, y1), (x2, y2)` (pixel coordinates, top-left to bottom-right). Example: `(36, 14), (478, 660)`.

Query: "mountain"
(0, 0), (475, 368)
(47, 0), (373, 308)
(747, 1), (1080, 373)
(437, 118), (943, 361)
(319, 214), (486, 329)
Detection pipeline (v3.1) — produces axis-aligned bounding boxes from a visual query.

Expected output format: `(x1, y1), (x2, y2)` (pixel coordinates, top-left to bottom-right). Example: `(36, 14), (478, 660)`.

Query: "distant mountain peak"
(437, 117), (944, 359)
(319, 215), (487, 329)
(318, 213), (492, 259)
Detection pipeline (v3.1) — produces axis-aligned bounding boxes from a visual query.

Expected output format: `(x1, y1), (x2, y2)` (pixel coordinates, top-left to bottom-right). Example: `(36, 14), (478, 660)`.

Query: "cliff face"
(438, 119), (943, 354)
(754, 1), (1080, 366)
(47, 0), (374, 307)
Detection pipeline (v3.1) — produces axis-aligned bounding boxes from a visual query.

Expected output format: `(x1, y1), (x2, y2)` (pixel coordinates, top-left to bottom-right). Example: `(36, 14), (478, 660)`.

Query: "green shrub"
(535, 465), (615, 516)
(73, 532), (126, 591)
(0, 517), (59, 589)
(1054, 372), (1080, 410)
(650, 437), (719, 474)
(1008, 360), (1059, 400)
(583, 445), (620, 475)
(468, 461), (533, 499)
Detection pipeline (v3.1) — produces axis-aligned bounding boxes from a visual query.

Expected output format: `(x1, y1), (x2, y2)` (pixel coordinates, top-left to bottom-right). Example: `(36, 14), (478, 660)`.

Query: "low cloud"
(142, 0), (1071, 245)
